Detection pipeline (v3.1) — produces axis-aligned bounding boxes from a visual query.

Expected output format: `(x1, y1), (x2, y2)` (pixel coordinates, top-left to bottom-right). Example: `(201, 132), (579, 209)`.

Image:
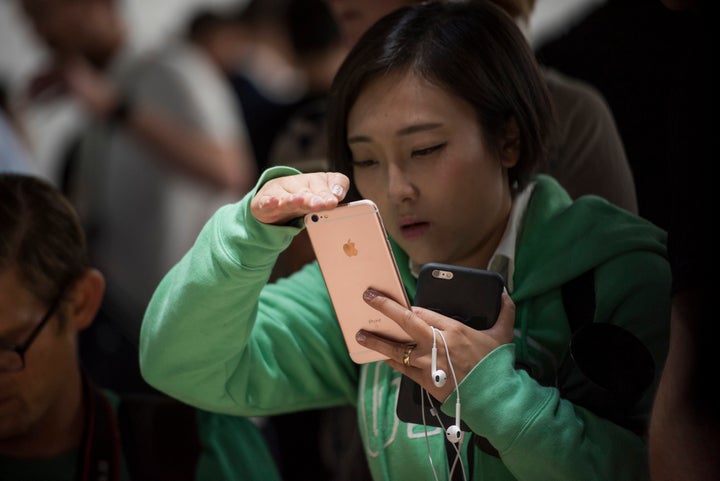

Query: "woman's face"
(347, 71), (516, 270)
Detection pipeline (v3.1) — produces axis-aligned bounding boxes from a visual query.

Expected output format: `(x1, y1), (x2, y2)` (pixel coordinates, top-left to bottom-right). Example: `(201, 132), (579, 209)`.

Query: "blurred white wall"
(530, 0), (605, 48)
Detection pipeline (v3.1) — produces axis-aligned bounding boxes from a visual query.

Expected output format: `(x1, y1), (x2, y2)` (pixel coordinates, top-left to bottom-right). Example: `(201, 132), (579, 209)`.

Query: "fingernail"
(363, 288), (378, 301)
(356, 331), (367, 343)
(331, 184), (344, 197)
(310, 195), (323, 206)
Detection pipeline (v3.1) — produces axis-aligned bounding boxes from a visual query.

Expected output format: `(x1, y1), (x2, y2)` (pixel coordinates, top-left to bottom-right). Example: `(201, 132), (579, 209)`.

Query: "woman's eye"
(351, 159), (377, 168)
(412, 143), (446, 157)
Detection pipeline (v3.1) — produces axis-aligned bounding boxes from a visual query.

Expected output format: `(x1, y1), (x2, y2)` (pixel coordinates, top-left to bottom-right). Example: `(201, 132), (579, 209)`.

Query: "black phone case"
(395, 263), (505, 430)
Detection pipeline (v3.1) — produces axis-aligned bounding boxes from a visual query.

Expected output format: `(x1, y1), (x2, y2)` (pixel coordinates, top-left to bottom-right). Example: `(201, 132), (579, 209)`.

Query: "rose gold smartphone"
(305, 199), (412, 364)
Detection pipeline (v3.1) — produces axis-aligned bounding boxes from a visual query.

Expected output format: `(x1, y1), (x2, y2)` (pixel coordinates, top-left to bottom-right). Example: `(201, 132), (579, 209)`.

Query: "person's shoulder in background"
(540, 67), (638, 213)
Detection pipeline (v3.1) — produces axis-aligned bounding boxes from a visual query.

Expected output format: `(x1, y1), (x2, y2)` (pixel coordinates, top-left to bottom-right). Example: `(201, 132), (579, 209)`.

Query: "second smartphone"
(396, 263), (505, 429)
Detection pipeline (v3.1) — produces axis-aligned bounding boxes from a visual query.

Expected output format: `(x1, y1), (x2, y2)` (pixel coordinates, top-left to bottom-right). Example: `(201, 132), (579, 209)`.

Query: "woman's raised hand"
(251, 172), (350, 225)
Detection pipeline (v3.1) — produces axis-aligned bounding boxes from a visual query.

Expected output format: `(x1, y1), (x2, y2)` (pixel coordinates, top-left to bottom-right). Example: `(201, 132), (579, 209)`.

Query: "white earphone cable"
(423, 327), (467, 481)
(421, 387), (442, 481)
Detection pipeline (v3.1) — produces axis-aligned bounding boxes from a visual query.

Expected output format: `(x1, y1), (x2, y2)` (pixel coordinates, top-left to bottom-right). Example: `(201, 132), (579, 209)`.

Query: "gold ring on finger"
(402, 343), (416, 368)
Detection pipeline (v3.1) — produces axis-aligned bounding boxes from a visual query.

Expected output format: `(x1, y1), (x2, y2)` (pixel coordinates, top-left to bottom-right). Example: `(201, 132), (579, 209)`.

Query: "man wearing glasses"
(0, 173), (124, 480)
(0, 173), (283, 481)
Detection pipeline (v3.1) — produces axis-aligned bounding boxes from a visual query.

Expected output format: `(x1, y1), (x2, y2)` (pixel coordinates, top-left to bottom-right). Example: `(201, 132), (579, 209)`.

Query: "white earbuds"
(431, 327), (464, 444)
(431, 328), (447, 387)
(433, 369), (447, 388)
(446, 401), (463, 443)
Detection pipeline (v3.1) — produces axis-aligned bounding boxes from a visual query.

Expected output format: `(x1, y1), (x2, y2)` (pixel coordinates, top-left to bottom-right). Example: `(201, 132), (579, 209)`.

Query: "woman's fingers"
(486, 290), (516, 344)
(362, 288), (431, 336)
(358, 287), (517, 401)
(251, 172), (349, 225)
(357, 288), (453, 375)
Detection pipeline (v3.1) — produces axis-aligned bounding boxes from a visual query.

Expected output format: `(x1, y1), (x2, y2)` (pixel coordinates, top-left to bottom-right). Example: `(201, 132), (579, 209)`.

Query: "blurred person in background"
(18, 0), (258, 394)
(647, 1), (718, 480)
(186, 0), (307, 175)
(536, 0), (698, 232)
(531, 2), (718, 476)
(0, 81), (36, 175)
(266, 0), (347, 284)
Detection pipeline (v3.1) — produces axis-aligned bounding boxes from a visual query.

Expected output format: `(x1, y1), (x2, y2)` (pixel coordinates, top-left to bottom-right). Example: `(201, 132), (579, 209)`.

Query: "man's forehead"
(0, 275), (39, 333)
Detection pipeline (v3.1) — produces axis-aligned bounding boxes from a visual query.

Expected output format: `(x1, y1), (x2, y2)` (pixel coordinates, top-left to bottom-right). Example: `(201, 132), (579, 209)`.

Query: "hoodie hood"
(513, 175), (667, 302)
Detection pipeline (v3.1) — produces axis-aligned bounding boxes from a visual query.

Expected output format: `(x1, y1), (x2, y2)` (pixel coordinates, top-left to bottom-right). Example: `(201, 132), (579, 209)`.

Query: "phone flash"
(431, 269), (454, 280)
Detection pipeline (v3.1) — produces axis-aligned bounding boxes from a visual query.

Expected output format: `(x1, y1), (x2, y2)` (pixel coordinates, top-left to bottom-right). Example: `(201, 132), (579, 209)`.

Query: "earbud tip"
(433, 370), (447, 387)
(446, 426), (463, 443)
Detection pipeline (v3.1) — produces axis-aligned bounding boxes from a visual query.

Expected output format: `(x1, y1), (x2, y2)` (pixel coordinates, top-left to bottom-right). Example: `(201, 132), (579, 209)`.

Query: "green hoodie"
(140, 167), (669, 481)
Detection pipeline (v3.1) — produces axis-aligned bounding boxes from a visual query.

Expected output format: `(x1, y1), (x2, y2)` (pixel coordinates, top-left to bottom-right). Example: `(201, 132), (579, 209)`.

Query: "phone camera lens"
(311, 214), (319, 222)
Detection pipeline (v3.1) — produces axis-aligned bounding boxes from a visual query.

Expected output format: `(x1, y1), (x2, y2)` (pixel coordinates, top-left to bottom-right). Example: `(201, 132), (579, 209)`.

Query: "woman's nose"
(386, 163), (417, 203)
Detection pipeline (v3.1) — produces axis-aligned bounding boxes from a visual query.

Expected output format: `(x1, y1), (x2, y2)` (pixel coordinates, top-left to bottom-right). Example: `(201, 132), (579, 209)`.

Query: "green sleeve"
(195, 411), (282, 481)
(441, 251), (669, 481)
(140, 166), (358, 415)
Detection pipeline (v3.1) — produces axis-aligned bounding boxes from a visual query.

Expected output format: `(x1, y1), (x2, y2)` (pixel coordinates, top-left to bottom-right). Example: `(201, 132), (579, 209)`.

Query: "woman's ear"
(500, 117), (520, 169)
(66, 268), (105, 331)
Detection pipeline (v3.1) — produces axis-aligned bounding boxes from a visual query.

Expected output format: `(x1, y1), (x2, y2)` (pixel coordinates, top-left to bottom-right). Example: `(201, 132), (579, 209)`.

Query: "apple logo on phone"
(343, 239), (359, 257)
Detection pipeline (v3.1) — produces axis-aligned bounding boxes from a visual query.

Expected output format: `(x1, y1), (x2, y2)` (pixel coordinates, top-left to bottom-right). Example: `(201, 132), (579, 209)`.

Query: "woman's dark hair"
(327, 0), (554, 199)
(0, 173), (89, 306)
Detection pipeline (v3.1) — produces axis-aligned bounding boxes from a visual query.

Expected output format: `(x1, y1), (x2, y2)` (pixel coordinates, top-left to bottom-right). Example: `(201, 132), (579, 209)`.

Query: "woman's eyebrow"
(348, 134), (371, 145)
(348, 122), (443, 144)
(396, 122), (442, 136)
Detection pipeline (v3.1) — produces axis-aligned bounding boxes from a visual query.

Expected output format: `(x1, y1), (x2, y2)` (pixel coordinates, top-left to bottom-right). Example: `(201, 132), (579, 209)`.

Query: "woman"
(140, 2), (669, 480)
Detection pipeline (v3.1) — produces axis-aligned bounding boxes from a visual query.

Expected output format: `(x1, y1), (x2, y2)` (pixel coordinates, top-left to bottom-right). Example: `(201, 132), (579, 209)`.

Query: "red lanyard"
(77, 373), (121, 481)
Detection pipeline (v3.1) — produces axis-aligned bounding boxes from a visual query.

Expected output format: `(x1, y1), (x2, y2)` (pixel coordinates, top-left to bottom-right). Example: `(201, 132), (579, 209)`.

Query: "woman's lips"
(399, 222), (430, 240)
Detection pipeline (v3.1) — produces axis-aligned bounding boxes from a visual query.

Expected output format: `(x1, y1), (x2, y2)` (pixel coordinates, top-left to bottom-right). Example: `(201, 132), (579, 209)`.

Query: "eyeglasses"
(0, 292), (64, 373)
